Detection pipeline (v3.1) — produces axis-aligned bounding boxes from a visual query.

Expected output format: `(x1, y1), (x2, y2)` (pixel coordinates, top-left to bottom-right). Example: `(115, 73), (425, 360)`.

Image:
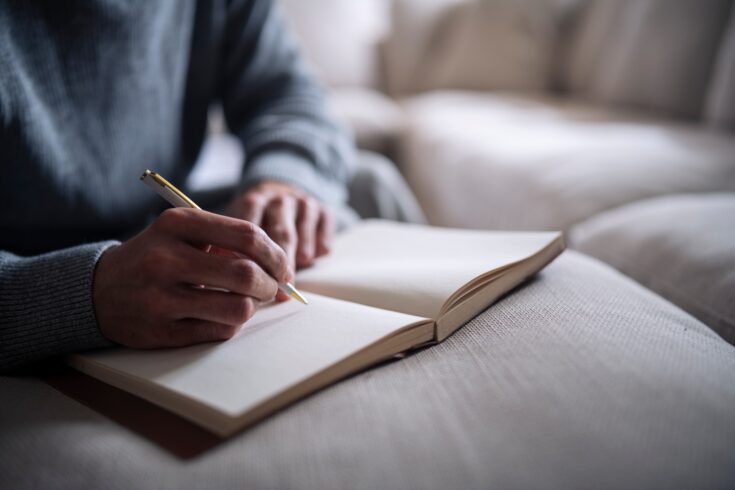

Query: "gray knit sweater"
(0, 0), (355, 371)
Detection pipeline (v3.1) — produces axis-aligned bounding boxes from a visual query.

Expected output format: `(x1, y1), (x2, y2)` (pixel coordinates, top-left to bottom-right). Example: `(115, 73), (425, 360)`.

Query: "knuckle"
(157, 207), (188, 230)
(269, 224), (294, 244)
(234, 259), (257, 284)
(276, 245), (289, 263)
(302, 197), (319, 214)
(274, 249), (290, 279)
(230, 297), (254, 324)
(271, 195), (288, 207)
(265, 277), (279, 297)
(241, 193), (264, 209)
(237, 220), (259, 240)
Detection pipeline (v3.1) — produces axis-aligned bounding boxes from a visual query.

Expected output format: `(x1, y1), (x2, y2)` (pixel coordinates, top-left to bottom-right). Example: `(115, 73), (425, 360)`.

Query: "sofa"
(278, 0), (735, 345)
(281, 0), (735, 227)
(2, 250), (733, 489)
(2, 1), (734, 489)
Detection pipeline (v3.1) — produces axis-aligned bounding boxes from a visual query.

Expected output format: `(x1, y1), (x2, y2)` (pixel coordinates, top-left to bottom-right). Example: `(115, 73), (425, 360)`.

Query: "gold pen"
(140, 170), (309, 305)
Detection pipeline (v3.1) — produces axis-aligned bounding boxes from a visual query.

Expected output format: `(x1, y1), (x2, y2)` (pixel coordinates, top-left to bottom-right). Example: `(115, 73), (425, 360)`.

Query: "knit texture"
(0, 244), (117, 371)
(0, 0), (355, 371)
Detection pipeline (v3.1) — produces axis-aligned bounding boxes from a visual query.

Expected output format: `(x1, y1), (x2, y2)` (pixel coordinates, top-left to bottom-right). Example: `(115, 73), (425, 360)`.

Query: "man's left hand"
(226, 181), (334, 276)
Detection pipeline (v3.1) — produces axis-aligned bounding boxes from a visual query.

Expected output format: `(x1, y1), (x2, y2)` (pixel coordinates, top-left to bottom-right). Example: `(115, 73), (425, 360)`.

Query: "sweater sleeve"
(218, 0), (356, 207)
(0, 242), (118, 372)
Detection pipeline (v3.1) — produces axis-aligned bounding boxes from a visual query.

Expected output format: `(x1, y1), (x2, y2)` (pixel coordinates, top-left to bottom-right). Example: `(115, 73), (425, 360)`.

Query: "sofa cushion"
(705, 7), (735, 128)
(571, 194), (735, 344)
(399, 91), (735, 230)
(562, 0), (732, 119)
(409, 0), (560, 93)
(277, 0), (391, 88)
(2, 252), (734, 489)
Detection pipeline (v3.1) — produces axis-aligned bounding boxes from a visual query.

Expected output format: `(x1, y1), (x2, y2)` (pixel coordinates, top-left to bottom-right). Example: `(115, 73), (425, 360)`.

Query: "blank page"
(297, 221), (561, 318)
(71, 295), (426, 419)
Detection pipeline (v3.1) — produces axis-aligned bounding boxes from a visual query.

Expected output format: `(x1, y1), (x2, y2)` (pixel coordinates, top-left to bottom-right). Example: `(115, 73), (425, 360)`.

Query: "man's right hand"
(93, 208), (291, 349)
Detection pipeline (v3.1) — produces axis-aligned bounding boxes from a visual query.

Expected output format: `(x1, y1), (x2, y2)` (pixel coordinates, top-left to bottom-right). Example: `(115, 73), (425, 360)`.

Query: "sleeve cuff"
(0, 241), (119, 371)
(241, 150), (349, 207)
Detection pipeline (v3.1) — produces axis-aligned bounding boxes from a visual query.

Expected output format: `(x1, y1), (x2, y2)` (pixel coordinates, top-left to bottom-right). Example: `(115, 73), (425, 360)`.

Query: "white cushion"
(399, 91), (735, 230)
(278, 0), (391, 88)
(571, 194), (735, 344)
(409, 0), (560, 93)
(562, 0), (732, 119)
(705, 7), (735, 128)
(329, 87), (405, 154)
(3, 252), (735, 489)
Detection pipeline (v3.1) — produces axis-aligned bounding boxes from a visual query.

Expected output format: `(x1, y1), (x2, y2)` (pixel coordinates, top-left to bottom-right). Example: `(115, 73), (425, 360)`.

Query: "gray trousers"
(341, 151), (426, 228)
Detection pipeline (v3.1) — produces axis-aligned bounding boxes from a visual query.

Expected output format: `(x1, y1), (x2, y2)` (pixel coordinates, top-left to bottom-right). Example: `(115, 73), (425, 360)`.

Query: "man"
(0, 0), (366, 371)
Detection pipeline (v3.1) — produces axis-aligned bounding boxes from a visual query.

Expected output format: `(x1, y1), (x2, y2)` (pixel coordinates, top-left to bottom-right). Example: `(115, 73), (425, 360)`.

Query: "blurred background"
(195, 0), (734, 232)
(197, 0), (731, 340)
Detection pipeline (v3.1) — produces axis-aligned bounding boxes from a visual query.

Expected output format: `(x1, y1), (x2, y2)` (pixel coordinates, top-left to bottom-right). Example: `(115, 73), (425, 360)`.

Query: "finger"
(316, 208), (335, 257)
(275, 287), (294, 302)
(295, 197), (320, 267)
(173, 287), (258, 326)
(263, 196), (298, 276)
(155, 207), (290, 283)
(166, 319), (242, 347)
(236, 192), (268, 226)
(207, 245), (237, 258)
(174, 244), (278, 300)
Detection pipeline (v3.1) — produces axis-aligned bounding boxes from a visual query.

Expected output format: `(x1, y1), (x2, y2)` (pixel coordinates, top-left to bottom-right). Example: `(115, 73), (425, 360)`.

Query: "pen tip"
(282, 282), (308, 305)
(291, 291), (309, 305)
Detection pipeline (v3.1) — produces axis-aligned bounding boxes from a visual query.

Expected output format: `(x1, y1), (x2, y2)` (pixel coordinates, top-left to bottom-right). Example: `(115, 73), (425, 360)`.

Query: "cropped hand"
(226, 181), (334, 272)
(93, 208), (290, 348)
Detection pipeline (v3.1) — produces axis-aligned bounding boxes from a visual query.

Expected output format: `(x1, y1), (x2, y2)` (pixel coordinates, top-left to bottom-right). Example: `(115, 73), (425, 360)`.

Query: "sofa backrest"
(278, 0), (735, 127)
(380, 0), (468, 95)
(389, 0), (571, 95)
(561, 0), (733, 120)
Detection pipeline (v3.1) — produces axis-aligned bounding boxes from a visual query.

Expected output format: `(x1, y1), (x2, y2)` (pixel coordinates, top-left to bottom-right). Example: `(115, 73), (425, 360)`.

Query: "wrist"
(92, 244), (121, 342)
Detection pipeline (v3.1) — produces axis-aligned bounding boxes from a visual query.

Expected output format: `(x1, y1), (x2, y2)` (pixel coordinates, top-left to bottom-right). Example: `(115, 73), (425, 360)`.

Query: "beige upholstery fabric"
(277, 0), (391, 88)
(571, 194), (735, 345)
(706, 8), (735, 128)
(399, 91), (735, 230)
(562, 0), (732, 119)
(411, 0), (559, 93)
(2, 252), (734, 489)
(382, 0), (467, 95)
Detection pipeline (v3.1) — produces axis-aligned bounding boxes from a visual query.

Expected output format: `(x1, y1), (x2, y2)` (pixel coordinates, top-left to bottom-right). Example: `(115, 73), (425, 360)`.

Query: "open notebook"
(69, 221), (564, 436)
